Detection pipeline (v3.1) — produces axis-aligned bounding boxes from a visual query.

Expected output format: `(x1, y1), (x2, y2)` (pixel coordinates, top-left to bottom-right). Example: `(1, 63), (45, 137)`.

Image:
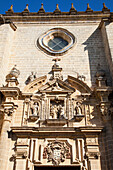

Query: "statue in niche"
(50, 104), (58, 119)
(30, 102), (39, 116)
(74, 102), (82, 115)
(50, 101), (65, 119)
(58, 105), (66, 119)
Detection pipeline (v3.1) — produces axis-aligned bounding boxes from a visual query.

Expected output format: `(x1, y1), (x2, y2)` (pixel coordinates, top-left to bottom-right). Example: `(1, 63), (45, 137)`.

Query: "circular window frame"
(37, 28), (76, 56)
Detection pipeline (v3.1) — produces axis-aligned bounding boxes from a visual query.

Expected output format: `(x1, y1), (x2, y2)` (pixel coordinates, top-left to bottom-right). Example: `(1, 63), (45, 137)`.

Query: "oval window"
(48, 37), (68, 51)
(37, 28), (76, 56)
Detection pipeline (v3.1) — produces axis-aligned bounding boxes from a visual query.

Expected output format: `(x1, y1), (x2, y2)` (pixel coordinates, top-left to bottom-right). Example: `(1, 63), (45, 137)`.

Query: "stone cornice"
(0, 87), (21, 99)
(2, 13), (111, 23)
(11, 126), (103, 138)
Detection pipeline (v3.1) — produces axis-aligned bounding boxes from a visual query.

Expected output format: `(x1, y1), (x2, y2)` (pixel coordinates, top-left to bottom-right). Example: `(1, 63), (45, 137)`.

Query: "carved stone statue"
(30, 102), (39, 116)
(25, 72), (37, 85)
(50, 104), (58, 119)
(50, 103), (65, 119)
(75, 102), (82, 115)
(58, 105), (66, 119)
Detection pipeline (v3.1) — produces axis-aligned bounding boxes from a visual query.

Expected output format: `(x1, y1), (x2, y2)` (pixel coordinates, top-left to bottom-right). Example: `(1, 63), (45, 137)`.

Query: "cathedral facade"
(0, 3), (113, 170)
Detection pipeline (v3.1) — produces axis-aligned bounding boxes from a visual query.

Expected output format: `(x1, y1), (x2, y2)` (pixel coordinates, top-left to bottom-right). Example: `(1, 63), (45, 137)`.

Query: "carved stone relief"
(50, 100), (65, 119)
(43, 140), (71, 165)
(100, 102), (113, 121)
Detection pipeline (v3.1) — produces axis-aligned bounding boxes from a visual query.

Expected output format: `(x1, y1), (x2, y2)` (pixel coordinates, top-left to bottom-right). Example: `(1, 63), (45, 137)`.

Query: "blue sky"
(0, 0), (113, 14)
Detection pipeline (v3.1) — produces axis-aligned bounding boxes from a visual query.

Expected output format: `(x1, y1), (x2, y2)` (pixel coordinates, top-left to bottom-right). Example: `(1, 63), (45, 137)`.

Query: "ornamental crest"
(43, 140), (70, 165)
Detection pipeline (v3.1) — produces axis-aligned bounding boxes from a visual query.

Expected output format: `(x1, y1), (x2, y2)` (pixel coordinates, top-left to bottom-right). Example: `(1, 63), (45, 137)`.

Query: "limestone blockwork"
(0, 4), (113, 170)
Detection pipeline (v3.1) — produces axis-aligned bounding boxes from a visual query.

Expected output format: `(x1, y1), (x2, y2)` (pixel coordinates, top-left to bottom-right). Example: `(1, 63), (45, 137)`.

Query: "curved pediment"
(23, 75), (92, 95)
(68, 75), (92, 94)
(23, 75), (47, 93)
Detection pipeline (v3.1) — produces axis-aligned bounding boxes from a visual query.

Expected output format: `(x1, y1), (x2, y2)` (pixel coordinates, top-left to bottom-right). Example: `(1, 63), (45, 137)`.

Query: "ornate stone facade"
(0, 3), (113, 170)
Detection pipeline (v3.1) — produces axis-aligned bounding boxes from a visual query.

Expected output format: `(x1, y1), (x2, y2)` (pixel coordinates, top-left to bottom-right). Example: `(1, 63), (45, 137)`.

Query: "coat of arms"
(44, 140), (69, 165)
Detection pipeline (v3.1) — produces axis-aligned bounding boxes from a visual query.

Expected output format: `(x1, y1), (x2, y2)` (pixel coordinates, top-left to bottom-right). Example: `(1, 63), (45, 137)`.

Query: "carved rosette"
(43, 140), (71, 165)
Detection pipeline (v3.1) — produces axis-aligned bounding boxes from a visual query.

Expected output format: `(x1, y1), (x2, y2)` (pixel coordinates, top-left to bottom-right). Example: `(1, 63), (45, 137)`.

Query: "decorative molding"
(86, 152), (100, 159)
(23, 75), (47, 93)
(68, 75), (92, 94)
(37, 28), (76, 56)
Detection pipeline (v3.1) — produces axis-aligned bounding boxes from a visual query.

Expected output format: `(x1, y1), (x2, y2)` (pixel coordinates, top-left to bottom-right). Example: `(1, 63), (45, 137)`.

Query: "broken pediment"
(23, 74), (92, 97)
(38, 79), (75, 93)
(23, 75), (47, 93)
(68, 75), (92, 94)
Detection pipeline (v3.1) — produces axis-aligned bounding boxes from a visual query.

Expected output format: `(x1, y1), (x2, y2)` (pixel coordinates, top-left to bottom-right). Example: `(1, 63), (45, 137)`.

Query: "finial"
(52, 58), (61, 68)
(41, 3), (44, 9)
(53, 4), (61, 14)
(103, 3), (106, 8)
(86, 3), (93, 13)
(69, 3), (77, 14)
(87, 3), (90, 9)
(38, 3), (45, 14)
(56, 4), (59, 9)
(5, 65), (20, 87)
(102, 3), (110, 12)
(6, 4), (14, 14)
(22, 4), (29, 14)
(26, 4), (29, 10)
(51, 58), (63, 80)
(10, 5), (13, 10)
(71, 3), (74, 8)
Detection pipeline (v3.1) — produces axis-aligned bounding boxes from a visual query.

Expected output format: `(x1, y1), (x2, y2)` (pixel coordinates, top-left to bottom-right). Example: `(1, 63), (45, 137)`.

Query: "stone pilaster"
(15, 138), (28, 170)
(85, 136), (101, 170)
(0, 102), (17, 169)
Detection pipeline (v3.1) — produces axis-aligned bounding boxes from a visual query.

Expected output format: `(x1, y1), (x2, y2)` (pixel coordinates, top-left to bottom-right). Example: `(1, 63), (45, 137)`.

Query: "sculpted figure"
(58, 105), (65, 119)
(75, 102), (82, 115)
(50, 104), (58, 119)
(31, 102), (39, 116)
(50, 102), (65, 119)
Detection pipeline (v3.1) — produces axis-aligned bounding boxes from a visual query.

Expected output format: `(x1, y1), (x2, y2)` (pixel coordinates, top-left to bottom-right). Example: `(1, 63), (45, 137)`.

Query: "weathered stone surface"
(0, 7), (113, 170)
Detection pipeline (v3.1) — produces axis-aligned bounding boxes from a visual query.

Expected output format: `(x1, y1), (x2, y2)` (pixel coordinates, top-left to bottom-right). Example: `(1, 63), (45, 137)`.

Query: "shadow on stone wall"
(83, 28), (112, 87)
